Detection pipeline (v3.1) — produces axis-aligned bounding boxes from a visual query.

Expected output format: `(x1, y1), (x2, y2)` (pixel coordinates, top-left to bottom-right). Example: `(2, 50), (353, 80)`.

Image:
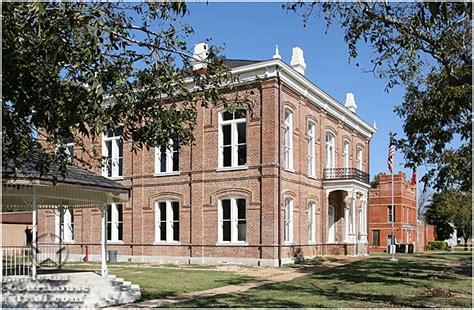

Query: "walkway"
(118, 256), (365, 308)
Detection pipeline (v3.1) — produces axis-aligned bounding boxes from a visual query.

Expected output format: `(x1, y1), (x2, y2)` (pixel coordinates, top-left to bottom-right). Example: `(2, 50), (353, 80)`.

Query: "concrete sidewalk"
(116, 256), (363, 308)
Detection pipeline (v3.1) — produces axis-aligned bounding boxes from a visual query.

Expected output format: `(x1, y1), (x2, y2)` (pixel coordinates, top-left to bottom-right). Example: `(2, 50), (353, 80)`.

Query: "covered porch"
(2, 163), (129, 279)
(323, 168), (370, 255)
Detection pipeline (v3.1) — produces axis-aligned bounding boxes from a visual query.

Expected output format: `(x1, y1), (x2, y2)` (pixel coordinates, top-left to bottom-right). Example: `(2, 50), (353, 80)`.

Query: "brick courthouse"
(39, 45), (377, 266)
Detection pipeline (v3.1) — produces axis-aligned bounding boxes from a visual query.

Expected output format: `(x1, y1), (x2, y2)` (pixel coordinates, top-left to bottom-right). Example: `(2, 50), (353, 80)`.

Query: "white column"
(101, 204), (108, 277)
(32, 196), (37, 279)
(344, 207), (349, 242)
(360, 196), (368, 243)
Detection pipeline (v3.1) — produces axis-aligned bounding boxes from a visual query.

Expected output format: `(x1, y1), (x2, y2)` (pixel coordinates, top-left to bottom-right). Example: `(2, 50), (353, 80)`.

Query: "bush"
(428, 241), (448, 250)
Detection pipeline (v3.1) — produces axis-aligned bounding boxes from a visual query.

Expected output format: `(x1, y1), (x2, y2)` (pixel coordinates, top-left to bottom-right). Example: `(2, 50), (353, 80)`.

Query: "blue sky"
(183, 2), (420, 183)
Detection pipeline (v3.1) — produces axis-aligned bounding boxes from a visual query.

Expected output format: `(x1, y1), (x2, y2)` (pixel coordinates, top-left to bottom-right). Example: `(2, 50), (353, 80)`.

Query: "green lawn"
(63, 262), (254, 301)
(171, 252), (472, 308)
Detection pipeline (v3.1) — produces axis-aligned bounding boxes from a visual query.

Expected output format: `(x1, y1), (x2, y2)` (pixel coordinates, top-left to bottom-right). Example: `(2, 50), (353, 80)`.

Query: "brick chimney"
(290, 47), (306, 75)
(192, 42), (208, 73)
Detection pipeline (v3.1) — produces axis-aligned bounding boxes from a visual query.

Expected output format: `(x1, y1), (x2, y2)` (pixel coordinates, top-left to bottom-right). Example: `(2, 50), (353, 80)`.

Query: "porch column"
(32, 196), (37, 279)
(359, 196), (368, 243)
(348, 190), (356, 244)
(101, 204), (108, 277)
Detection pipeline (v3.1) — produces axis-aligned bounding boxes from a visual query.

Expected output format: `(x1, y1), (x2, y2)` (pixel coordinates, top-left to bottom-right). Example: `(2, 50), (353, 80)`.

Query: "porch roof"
(2, 162), (129, 208)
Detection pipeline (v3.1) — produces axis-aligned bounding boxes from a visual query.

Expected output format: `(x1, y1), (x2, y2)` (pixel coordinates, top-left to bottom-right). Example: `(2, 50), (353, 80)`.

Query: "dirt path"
(116, 256), (365, 308)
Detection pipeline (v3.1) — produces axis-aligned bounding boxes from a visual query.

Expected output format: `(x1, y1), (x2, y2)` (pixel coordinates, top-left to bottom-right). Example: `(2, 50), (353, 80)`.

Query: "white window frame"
(284, 198), (294, 244)
(357, 147), (363, 170)
(155, 200), (180, 243)
(284, 109), (294, 171)
(308, 202), (316, 243)
(102, 129), (123, 178)
(388, 206), (395, 223)
(307, 122), (316, 177)
(155, 139), (180, 175)
(218, 110), (247, 169)
(55, 207), (74, 243)
(343, 140), (350, 169)
(107, 203), (123, 243)
(217, 197), (247, 244)
(325, 132), (335, 169)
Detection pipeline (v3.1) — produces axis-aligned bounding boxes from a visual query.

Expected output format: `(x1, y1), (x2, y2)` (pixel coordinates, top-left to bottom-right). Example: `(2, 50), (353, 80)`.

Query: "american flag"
(387, 132), (395, 172)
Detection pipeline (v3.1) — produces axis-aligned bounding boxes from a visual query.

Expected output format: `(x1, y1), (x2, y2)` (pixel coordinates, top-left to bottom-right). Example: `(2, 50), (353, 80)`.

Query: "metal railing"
(323, 168), (370, 184)
(2, 246), (32, 277)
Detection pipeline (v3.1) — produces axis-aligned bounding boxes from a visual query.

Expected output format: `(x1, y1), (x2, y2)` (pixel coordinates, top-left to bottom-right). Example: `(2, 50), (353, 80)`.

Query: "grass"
(63, 262), (254, 301)
(171, 251), (472, 308)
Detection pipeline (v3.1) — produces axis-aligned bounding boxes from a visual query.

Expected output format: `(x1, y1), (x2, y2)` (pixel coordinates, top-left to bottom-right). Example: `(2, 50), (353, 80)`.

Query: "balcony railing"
(323, 168), (370, 184)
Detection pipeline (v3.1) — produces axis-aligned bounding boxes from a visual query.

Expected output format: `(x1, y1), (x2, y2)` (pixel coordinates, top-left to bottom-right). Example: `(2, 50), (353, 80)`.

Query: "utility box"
(387, 244), (396, 254)
(108, 250), (118, 263)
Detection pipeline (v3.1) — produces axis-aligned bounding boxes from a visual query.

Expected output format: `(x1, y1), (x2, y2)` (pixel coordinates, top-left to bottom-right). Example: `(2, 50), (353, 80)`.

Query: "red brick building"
(368, 172), (436, 252)
(38, 45), (376, 266)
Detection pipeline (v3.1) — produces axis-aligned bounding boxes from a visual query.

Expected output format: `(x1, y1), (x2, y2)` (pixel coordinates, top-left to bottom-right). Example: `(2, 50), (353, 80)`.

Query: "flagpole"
(415, 166), (419, 256)
(390, 167), (396, 261)
(389, 132), (397, 261)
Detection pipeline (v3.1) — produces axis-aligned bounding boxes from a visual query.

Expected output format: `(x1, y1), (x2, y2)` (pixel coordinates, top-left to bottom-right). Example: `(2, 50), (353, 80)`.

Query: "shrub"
(428, 241), (448, 250)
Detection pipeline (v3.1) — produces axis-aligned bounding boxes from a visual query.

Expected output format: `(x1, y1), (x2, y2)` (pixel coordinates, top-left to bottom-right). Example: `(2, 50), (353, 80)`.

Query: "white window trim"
(218, 111), (247, 169)
(107, 203), (123, 242)
(357, 147), (363, 170)
(308, 202), (316, 244)
(307, 122), (316, 178)
(343, 140), (350, 169)
(217, 197), (247, 244)
(66, 142), (74, 163)
(102, 132), (123, 178)
(284, 198), (294, 244)
(155, 201), (180, 244)
(284, 110), (294, 171)
(54, 208), (74, 244)
(155, 139), (179, 175)
(325, 132), (335, 169)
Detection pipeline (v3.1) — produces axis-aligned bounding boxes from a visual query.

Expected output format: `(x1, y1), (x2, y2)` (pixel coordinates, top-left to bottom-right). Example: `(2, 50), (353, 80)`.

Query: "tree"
(285, 1), (472, 191)
(370, 174), (380, 189)
(425, 189), (472, 245)
(417, 187), (433, 220)
(3, 2), (246, 178)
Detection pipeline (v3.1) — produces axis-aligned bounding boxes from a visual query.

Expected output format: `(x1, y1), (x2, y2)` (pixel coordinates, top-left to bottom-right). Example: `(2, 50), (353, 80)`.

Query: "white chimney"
(345, 93), (357, 113)
(290, 47), (306, 75)
(192, 42), (208, 72)
(273, 45), (281, 60)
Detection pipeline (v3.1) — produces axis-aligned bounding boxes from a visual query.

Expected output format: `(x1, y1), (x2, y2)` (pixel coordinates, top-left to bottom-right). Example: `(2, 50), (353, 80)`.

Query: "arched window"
(284, 109), (293, 170)
(325, 132), (335, 169)
(219, 109), (247, 168)
(218, 197), (246, 243)
(343, 140), (350, 169)
(307, 122), (316, 177)
(308, 202), (316, 243)
(155, 200), (180, 243)
(357, 147), (363, 170)
(284, 198), (294, 243)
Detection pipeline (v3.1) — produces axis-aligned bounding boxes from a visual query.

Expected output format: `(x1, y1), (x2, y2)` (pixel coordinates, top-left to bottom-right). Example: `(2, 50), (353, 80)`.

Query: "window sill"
(215, 242), (248, 246)
(154, 172), (180, 177)
(283, 168), (295, 173)
(56, 241), (75, 245)
(154, 241), (181, 245)
(283, 242), (294, 246)
(216, 166), (248, 172)
(107, 176), (124, 181)
(308, 241), (317, 245)
(107, 241), (124, 245)
(307, 175), (317, 180)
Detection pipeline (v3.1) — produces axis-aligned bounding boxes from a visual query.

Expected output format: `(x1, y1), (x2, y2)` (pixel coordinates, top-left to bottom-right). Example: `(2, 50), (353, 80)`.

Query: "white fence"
(2, 245), (66, 277)
(2, 246), (32, 277)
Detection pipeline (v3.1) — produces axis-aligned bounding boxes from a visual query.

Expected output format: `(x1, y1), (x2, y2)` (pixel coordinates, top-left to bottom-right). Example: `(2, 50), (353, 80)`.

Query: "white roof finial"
(273, 45), (281, 60)
(373, 121), (377, 130)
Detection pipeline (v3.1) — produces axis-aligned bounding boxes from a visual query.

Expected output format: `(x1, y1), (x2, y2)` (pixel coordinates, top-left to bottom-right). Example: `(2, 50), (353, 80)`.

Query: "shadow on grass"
(171, 256), (472, 308)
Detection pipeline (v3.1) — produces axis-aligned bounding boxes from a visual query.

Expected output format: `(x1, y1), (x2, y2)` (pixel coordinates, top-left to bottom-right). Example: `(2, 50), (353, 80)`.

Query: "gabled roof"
(2, 161), (128, 192)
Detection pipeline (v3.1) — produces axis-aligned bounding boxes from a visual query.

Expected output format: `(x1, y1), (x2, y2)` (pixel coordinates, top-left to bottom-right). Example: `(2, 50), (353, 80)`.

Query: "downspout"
(259, 83), (264, 264)
(277, 67), (282, 267)
(189, 144), (193, 263)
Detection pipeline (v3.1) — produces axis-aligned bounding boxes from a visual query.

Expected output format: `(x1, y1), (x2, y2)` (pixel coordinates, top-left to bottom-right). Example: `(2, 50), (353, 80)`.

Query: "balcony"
(323, 168), (370, 184)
